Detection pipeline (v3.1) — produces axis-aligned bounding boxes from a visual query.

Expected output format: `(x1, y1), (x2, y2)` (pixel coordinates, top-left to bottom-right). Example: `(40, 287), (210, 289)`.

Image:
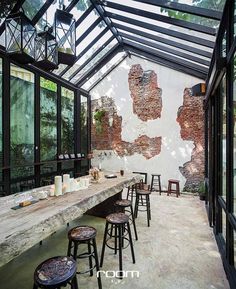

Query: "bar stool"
(134, 189), (151, 227)
(126, 184), (136, 204)
(33, 256), (78, 289)
(100, 212), (135, 279)
(150, 174), (162, 195)
(115, 199), (138, 240)
(167, 179), (180, 197)
(67, 225), (102, 289)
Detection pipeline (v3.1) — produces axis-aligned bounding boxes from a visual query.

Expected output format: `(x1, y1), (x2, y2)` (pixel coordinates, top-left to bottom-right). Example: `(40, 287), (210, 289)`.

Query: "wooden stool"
(134, 189), (151, 227)
(115, 199), (138, 240)
(67, 226), (102, 289)
(167, 179), (180, 197)
(33, 256), (78, 289)
(150, 174), (162, 195)
(100, 212), (135, 279)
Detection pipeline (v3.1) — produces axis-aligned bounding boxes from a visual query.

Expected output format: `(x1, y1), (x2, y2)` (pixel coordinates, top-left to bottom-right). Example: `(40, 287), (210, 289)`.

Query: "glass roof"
(0, 0), (226, 90)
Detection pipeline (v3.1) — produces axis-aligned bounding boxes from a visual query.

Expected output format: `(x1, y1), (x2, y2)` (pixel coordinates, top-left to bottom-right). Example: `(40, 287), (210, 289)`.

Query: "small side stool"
(33, 256), (78, 289)
(150, 174), (162, 195)
(115, 199), (138, 240)
(67, 226), (102, 289)
(167, 179), (180, 197)
(134, 190), (151, 227)
(100, 212), (135, 279)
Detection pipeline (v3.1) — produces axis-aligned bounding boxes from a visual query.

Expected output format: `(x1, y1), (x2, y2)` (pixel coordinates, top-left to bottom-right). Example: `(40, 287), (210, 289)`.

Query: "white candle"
(63, 174), (70, 193)
(98, 163), (102, 170)
(54, 176), (62, 196)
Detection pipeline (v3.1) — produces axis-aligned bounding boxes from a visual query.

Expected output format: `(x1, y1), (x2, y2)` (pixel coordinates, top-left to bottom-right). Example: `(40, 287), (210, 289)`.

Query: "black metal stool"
(33, 256), (78, 289)
(67, 225), (102, 289)
(100, 212), (135, 279)
(115, 199), (138, 240)
(126, 184), (136, 204)
(134, 189), (151, 227)
(150, 174), (162, 195)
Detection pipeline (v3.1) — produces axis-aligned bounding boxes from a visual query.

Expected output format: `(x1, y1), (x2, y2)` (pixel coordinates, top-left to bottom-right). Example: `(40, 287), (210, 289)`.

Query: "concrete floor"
(0, 193), (230, 289)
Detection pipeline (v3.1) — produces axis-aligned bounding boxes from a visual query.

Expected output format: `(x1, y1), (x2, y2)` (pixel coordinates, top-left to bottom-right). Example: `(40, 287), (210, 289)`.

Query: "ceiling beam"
(123, 39), (208, 74)
(76, 43), (120, 86)
(88, 52), (128, 91)
(121, 32), (210, 67)
(127, 46), (206, 80)
(59, 27), (109, 77)
(115, 23), (212, 59)
(106, 12), (215, 49)
(133, 0), (222, 20)
(104, 1), (216, 36)
(90, 0), (123, 46)
(70, 35), (115, 81)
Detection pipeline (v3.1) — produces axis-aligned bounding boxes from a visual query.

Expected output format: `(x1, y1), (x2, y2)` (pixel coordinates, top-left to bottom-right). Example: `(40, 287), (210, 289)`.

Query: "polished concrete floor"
(0, 193), (230, 289)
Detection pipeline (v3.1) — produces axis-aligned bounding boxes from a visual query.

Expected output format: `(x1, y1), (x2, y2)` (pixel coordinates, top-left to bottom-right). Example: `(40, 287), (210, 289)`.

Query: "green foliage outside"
(161, 0), (226, 28)
(94, 109), (106, 134)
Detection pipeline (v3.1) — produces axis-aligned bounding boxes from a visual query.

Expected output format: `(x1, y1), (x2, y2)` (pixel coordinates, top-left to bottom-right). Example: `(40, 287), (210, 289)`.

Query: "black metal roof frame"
(0, 0), (224, 91)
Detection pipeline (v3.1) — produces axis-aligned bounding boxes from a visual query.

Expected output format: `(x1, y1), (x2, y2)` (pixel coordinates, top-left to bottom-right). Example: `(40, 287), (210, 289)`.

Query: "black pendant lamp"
(35, 26), (58, 71)
(54, 9), (76, 66)
(5, 11), (36, 64)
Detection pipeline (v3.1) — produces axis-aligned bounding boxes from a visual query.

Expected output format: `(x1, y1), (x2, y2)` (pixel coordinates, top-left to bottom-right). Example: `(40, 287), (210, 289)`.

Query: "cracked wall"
(177, 88), (205, 191)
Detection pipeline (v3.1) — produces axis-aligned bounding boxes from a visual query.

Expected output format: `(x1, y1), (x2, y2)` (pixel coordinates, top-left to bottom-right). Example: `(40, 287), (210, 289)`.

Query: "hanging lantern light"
(5, 11), (36, 64)
(35, 27), (58, 71)
(54, 9), (76, 66)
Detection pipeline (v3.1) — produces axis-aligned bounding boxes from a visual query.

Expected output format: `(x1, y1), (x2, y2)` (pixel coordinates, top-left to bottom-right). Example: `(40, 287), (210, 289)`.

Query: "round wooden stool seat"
(115, 199), (132, 207)
(168, 179), (179, 183)
(137, 190), (151, 195)
(106, 212), (129, 224)
(34, 256), (77, 288)
(68, 226), (96, 241)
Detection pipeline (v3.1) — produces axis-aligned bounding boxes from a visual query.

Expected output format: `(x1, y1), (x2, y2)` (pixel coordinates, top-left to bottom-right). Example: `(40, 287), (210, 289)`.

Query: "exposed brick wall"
(128, 64), (162, 121)
(91, 96), (162, 159)
(177, 88), (205, 192)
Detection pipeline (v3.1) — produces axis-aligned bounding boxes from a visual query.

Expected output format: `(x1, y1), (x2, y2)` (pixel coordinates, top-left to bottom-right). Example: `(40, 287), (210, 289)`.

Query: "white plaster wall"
(90, 55), (203, 191)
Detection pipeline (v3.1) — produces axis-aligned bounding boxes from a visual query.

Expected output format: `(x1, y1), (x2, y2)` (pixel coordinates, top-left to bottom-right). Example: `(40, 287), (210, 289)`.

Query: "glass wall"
(10, 64), (35, 190)
(40, 77), (57, 177)
(0, 58), (2, 195)
(206, 0), (236, 286)
(61, 87), (74, 173)
(222, 74), (227, 201)
(81, 95), (89, 174)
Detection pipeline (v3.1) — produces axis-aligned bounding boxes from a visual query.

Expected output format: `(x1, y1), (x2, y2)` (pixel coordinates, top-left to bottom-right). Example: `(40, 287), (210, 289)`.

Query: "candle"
(49, 185), (55, 197)
(98, 163), (102, 170)
(54, 176), (62, 196)
(63, 174), (70, 193)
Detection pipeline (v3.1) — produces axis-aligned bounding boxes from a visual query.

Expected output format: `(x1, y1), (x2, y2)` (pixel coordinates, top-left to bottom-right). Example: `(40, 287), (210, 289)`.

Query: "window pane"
(81, 95), (88, 155)
(222, 74), (226, 201)
(61, 87), (74, 153)
(222, 211), (226, 242)
(61, 87), (74, 173)
(234, 52), (236, 215)
(71, 0), (91, 20)
(22, 0), (47, 21)
(234, 230), (236, 269)
(10, 64), (34, 179)
(0, 58), (2, 195)
(40, 77), (57, 174)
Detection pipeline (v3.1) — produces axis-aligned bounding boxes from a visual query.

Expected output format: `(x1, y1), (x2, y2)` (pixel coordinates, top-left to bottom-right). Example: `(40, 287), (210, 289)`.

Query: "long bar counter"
(0, 173), (141, 268)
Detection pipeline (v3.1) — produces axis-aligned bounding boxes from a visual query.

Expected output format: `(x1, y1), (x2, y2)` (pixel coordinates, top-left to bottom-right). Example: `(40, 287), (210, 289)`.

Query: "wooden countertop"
(0, 173), (141, 268)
